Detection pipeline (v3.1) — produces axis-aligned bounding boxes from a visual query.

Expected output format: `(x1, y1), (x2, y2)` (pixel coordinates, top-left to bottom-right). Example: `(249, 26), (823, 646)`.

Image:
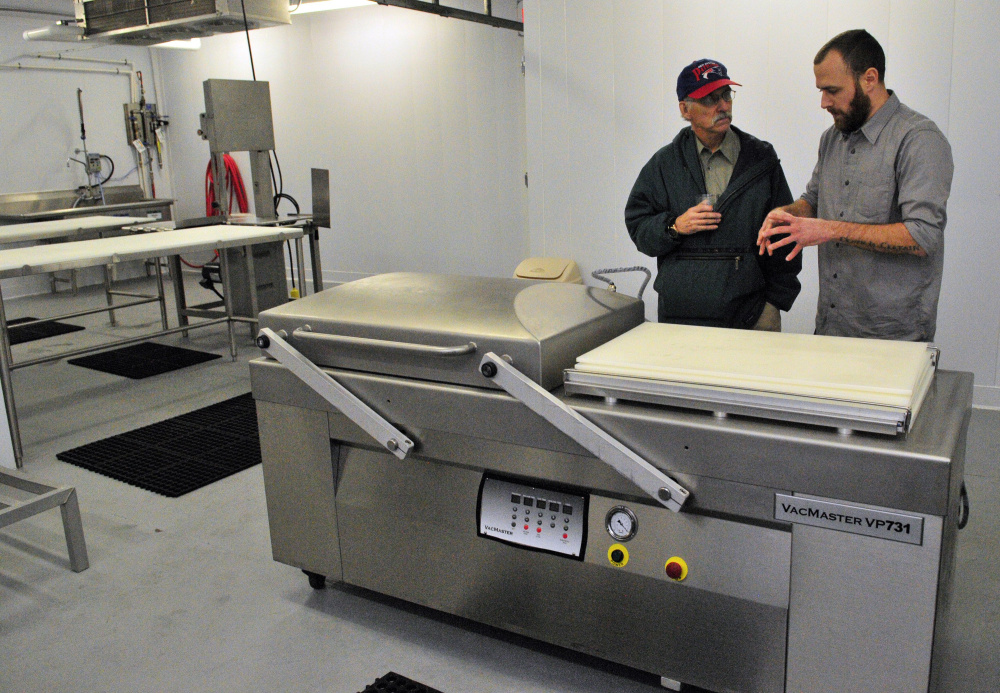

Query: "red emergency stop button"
(665, 556), (688, 581)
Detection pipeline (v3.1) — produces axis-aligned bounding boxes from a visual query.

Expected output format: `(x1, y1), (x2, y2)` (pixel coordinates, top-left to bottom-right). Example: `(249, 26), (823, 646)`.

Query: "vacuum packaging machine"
(249, 272), (970, 693)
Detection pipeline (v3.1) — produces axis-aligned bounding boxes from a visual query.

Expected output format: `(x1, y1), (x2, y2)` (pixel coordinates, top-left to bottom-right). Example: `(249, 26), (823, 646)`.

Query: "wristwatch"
(666, 219), (680, 240)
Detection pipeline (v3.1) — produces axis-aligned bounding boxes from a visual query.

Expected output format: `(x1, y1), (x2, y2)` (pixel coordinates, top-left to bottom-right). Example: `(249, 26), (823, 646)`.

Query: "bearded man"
(757, 29), (953, 341)
(626, 59), (801, 330)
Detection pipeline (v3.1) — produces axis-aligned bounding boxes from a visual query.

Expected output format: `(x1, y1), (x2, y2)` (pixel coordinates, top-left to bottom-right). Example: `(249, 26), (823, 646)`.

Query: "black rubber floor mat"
(57, 393), (260, 497)
(7, 317), (85, 345)
(67, 341), (221, 379)
(359, 672), (444, 693)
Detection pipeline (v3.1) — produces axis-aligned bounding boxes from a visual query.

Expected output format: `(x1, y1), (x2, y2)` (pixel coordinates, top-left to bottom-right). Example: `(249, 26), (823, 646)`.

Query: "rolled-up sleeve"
(800, 138), (825, 210)
(896, 126), (953, 256)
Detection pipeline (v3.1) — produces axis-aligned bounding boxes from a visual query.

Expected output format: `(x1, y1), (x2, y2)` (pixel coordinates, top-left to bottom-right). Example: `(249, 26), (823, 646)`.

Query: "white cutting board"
(574, 323), (934, 408)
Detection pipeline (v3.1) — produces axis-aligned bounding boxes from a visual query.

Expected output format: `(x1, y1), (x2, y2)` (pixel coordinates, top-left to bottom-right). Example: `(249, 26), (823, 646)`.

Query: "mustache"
(713, 112), (732, 123)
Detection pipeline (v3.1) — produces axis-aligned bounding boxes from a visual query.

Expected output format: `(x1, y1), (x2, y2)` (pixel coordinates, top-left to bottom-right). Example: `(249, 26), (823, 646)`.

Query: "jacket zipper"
(679, 252), (741, 270)
(715, 159), (775, 211)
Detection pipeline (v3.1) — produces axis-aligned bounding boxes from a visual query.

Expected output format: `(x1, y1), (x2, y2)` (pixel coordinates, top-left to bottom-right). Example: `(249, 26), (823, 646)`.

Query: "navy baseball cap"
(676, 59), (741, 101)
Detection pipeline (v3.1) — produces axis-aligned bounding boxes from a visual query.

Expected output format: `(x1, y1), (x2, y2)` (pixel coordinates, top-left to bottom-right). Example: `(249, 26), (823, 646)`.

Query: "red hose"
(206, 154), (250, 216)
(183, 155), (250, 269)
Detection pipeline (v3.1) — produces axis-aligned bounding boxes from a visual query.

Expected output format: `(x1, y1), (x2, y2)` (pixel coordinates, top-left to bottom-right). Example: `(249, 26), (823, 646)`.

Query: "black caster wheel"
(303, 570), (327, 589)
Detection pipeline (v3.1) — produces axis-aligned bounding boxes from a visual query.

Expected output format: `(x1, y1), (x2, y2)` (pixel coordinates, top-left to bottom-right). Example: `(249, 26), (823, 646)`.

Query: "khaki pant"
(753, 302), (781, 332)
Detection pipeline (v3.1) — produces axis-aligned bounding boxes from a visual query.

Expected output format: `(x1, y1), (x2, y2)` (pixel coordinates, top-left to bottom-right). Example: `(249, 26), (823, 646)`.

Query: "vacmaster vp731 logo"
(774, 494), (924, 545)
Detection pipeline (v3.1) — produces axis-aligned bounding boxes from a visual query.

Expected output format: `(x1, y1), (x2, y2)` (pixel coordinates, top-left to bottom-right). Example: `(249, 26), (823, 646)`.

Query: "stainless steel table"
(0, 215), (159, 298)
(0, 215), (155, 244)
(0, 225), (305, 468)
(0, 199), (174, 224)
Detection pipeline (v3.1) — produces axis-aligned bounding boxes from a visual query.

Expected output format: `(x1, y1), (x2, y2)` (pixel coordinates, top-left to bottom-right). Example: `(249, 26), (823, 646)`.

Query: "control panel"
(478, 476), (587, 559)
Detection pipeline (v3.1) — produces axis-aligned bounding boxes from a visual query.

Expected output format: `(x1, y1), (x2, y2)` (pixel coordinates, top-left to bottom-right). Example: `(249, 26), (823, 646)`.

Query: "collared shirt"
(697, 127), (740, 197)
(802, 92), (953, 341)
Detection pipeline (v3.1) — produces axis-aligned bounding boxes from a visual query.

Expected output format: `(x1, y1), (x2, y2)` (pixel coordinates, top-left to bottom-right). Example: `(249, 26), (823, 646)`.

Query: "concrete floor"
(1, 275), (998, 693)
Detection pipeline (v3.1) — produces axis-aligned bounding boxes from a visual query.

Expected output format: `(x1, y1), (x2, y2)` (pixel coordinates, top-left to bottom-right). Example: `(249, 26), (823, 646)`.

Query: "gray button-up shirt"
(802, 92), (953, 341)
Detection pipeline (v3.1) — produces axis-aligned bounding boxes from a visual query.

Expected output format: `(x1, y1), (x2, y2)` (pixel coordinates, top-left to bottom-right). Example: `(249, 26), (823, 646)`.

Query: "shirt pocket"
(857, 169), (897, 222)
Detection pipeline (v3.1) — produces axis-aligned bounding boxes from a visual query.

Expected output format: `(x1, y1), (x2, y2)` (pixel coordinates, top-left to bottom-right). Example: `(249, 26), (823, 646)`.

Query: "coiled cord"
(591, 266), (652, 300)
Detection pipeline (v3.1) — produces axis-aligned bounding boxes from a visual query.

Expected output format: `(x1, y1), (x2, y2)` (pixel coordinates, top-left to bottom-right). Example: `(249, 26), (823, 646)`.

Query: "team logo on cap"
(693, 62), (723, 82)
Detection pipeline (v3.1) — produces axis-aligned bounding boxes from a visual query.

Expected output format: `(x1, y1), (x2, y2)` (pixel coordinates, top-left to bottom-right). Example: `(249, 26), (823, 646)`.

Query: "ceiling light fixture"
(291, 0), (372, 14)
(152, 38), (203, 50)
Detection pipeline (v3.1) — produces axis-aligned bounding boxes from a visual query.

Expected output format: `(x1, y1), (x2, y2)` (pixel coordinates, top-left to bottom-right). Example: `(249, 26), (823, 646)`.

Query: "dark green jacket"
(625, 126), (801, 328)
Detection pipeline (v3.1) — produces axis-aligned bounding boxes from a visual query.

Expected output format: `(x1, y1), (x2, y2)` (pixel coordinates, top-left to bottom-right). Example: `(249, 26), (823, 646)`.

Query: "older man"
(626, 59), (801, 330)
(758, 30), (953, 341)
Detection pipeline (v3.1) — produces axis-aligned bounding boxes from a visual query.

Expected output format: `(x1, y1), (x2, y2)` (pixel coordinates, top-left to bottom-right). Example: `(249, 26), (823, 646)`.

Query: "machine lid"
(257, 272), (644, 390)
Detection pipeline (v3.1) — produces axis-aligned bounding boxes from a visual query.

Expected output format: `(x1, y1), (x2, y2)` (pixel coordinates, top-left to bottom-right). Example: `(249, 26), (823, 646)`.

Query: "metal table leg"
(154, 257), (169, 331)
(99, 229), (116, 326)
(308, 222), (324, 294)
(218, 249), (238, 361)
(103, 264), (117, 326)
(59, 487), (89, 572)
(246, 246), (259, 338)
(295, 236), (307, 297)
(167, 255), (189, 338)
(0, 282), (23, 468)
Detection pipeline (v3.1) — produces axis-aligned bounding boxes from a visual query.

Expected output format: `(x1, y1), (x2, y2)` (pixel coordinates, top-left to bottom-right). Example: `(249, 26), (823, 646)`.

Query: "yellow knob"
(608, 543), (629, 567)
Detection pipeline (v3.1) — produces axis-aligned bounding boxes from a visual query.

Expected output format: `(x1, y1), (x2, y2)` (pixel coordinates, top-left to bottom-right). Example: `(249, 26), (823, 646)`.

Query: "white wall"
(0, 11), (172, 296)
(523, 0), (1000, 406)
(0, 16), (165, 197)
(155, 2), (527, 284)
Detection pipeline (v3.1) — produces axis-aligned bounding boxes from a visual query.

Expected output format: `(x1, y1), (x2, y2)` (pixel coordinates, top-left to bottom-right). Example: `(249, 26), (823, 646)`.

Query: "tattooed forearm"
(838, 236), (925, 256)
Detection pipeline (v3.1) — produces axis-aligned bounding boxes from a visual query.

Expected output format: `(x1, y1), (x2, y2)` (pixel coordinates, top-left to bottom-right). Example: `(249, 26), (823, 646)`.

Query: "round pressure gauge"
(605, 506), (638, 542)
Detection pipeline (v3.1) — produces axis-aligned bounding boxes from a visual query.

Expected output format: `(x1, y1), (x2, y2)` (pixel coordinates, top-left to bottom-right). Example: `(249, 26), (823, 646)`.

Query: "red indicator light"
(536, 527), (542, 533)
(524, 525), (529, 530)
(562, 533), (568, 539)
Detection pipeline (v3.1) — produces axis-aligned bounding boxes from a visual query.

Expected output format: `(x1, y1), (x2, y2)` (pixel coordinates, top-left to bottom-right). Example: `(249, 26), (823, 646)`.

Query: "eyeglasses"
(688, 88), (736, 107)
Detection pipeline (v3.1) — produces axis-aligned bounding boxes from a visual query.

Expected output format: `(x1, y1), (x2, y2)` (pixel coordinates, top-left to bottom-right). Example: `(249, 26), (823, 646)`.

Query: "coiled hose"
(591, 266), (652, 299)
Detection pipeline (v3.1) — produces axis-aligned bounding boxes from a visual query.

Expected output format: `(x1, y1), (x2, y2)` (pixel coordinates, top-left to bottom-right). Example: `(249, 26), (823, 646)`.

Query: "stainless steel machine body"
(250, 273), (970, 693)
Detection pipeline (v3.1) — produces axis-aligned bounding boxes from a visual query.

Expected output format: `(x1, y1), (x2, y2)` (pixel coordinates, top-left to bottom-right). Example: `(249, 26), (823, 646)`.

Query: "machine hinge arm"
(255, 328), (414, 459)
(479, 353), (690, 512)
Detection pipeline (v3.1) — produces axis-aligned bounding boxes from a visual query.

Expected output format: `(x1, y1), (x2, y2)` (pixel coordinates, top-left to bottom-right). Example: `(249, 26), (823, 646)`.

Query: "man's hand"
(674, 202), (721, 236)
(757, 207), (788, 252)
(757, 210), (836, 260)
(757, 204), (925, 259)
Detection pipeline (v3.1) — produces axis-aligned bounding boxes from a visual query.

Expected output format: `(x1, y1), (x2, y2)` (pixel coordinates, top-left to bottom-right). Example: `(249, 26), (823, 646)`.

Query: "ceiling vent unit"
(77, 0), (290, 45)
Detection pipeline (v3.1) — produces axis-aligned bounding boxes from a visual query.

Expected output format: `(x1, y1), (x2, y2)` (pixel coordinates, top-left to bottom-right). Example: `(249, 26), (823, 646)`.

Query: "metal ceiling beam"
(372, 0), (522, 32)
(0, 5), (75, 18)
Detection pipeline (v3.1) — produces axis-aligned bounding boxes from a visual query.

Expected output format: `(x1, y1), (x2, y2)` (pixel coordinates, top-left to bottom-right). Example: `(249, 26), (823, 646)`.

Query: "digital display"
(549, 501), (561, 511)
(563, 504), (573, 515)
(523, 497), (534, 507)
(511, 493), (521, 503)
